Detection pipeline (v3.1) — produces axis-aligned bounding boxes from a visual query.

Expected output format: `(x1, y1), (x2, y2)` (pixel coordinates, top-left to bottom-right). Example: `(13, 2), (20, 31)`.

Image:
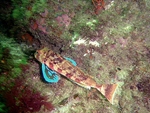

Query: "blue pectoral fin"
(42, 63), (60, 83)
(64, 57), (77, 66)
(41, 57), (76, 83)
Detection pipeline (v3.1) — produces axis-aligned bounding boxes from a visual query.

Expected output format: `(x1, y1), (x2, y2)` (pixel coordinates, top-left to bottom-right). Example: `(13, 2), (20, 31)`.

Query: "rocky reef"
(0, 0), (150, 112)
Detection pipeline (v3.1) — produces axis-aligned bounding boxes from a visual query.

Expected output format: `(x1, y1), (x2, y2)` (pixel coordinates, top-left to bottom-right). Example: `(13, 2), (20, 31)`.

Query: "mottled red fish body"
(34, 47), (118, 104)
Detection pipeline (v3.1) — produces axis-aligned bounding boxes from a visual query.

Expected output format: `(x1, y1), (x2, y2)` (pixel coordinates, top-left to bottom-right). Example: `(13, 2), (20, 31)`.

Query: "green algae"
(0, 33), (28, 81)
(116, 69), (129, 80)
(12, 0), (47, 24)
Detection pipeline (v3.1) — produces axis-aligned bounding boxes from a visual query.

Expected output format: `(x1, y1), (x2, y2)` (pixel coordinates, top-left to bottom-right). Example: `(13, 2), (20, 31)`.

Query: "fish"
(34, 47), (118, 104)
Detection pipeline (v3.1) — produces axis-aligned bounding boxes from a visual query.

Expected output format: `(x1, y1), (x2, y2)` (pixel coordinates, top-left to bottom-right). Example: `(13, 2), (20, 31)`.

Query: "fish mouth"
(34, 52), (37, 58)
(34, 50), (41, 61)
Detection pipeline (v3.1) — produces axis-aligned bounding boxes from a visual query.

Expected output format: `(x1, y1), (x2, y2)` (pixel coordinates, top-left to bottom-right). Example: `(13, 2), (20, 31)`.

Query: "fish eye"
(36, 50), (40, 53)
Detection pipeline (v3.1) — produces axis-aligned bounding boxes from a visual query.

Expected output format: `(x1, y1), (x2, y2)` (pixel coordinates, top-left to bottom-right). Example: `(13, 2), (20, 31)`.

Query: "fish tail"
(96, 84), (118, 104)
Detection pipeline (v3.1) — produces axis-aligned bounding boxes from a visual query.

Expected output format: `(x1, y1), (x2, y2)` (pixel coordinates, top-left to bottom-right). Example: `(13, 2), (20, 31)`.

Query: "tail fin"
(96, 84), (117, 104)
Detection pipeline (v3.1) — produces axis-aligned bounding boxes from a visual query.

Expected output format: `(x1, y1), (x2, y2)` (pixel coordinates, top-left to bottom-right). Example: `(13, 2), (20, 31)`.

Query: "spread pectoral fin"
(42, 63), (60, 83)
(64, 57), (77, 66)
(41, 57), (76, 83)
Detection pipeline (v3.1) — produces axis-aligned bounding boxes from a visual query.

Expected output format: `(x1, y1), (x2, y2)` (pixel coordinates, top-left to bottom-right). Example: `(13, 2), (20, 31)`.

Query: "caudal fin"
(96, 84), (117, 104)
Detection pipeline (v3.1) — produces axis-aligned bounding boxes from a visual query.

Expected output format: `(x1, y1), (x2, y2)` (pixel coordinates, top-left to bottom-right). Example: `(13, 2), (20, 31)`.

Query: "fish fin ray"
(96, 84), (118, 104)
(42, 63), (60, 83)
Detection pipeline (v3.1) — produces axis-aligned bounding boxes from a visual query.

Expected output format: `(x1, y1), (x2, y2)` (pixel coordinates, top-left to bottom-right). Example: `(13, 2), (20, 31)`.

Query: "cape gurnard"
(34, 47), (118, 104)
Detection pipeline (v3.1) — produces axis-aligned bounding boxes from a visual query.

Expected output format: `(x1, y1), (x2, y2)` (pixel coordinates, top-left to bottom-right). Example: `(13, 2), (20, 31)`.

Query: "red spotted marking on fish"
(34, 47), (118, 104)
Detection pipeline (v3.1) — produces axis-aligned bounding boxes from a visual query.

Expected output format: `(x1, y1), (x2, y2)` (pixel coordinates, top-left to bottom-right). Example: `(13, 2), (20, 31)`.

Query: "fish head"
(34, 47), (48, 63)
